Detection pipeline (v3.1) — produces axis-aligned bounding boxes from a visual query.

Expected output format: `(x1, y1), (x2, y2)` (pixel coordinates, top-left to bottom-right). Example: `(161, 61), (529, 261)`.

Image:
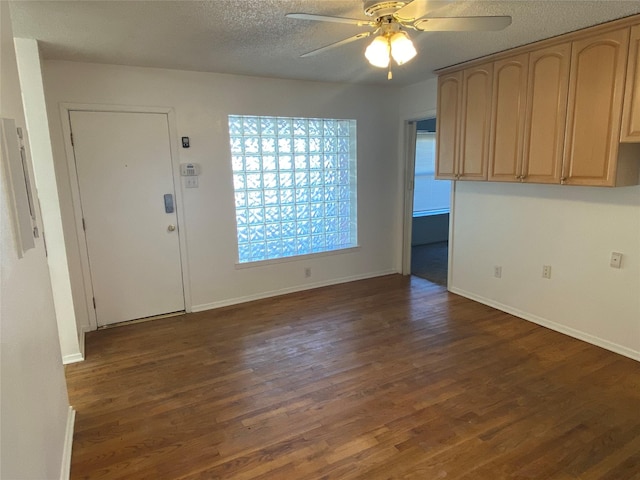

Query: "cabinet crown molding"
(436, 13), (640, 75)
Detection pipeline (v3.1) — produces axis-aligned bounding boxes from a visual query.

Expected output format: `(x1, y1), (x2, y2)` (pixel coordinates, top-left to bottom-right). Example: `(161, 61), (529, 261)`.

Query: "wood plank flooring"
(65, 275), (640, 479)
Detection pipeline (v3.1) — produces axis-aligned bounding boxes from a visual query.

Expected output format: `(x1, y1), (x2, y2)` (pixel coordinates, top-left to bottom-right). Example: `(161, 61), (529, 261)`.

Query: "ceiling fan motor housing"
(364, 1), (407, 19)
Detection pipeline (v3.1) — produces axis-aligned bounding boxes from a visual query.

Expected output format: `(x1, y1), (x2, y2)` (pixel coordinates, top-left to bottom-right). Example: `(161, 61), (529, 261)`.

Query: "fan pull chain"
(387, 64), (393, 80)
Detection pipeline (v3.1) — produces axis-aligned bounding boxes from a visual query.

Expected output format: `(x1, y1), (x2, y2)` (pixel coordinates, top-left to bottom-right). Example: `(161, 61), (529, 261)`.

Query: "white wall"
(42, 61), (402, 330)
(451, 182), (640, 359)
(396, 77), (438, 121)
(0, 3), (72, 479)
(396, 77), (640, 360)
(14, 38), (81, 363)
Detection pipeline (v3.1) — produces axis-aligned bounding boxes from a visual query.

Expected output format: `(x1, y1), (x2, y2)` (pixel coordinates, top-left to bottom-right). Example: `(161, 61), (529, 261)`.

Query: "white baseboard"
(192, 269), (397, 313)
(449, 286), (640, 362)
(59, 406), (75, 480)
(63, 326), (90, 364)
(62, 352), (84, 365)
(78, 324), (91, 359)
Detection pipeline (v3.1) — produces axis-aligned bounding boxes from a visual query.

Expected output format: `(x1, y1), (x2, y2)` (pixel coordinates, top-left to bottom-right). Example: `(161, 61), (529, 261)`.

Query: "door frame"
(60, 103), (192, 331)
(401, 120), (418, 275)
(398, 108), (456, 287)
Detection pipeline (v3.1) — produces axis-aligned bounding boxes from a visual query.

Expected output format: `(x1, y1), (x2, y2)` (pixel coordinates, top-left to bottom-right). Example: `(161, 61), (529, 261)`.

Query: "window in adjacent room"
(228, 115), (357, 264)
(413, 127), (450, 217)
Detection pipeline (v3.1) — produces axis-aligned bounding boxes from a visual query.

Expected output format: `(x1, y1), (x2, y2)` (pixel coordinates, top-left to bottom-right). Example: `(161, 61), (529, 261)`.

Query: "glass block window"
(228, 115), (357, 263)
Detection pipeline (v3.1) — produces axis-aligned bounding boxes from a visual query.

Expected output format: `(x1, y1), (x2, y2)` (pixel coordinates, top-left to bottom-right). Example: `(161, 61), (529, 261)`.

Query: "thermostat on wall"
(180, 163), (200, 176)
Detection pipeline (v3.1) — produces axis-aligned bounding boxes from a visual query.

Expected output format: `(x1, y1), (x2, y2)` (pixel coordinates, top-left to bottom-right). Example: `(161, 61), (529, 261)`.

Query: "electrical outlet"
(542, 265), (552, 279)
(304, 267), (311, 278)
(494, 266), (502, 278)
(610, 252), (622, 269)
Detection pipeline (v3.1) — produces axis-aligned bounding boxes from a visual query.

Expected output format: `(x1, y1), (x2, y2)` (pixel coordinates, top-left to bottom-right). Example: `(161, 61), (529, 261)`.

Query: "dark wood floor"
(65, 275), (640, 479)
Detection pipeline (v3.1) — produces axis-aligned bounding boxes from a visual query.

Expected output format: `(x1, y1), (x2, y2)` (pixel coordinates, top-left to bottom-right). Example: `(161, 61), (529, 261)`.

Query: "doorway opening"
(407, 118), (451, 286)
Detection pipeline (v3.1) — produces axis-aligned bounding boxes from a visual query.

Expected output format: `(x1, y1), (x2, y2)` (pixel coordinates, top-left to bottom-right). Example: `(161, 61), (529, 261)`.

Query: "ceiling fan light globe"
(365, 35), (390, 68)
(390, 31), (416, 65)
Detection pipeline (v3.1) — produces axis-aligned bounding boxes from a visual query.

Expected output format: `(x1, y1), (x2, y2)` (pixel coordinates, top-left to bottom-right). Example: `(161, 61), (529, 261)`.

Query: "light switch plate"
(185, 177), (198, 188)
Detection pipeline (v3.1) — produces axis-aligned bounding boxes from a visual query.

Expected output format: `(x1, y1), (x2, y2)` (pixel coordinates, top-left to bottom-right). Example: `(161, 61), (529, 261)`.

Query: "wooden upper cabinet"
(436, 15), (640, 187)
(522, 43), (571, 184)
(458, 63), (493, 180)
(436, 72), (462, 179)
(488, 54), (528, 182)
(488, 46), (570, 184)
(621, 24), (640, 142)
(436, 64), (492, 181)
(563, 28), (630, 186)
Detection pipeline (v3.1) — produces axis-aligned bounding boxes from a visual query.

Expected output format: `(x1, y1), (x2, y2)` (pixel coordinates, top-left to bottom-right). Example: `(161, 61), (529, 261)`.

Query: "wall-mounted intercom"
(180, 163), (200, 176)
(180, 163), (200, 188)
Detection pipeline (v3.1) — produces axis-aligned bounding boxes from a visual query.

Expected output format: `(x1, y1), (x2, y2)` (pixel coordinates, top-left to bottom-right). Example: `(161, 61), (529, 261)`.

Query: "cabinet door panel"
(436, 72), (461, 179)
(522, 42), (571, 183)
(489, 54), (528, 182)
(621, 24), (640, 142)
(459, 64), (493, 180)
(563, 28), (629, 185)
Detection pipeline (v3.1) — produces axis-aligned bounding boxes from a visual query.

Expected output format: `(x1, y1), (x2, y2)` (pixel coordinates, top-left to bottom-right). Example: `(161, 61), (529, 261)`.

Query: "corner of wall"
(59, 407), (76, 480)
(14, 37), (82, 361)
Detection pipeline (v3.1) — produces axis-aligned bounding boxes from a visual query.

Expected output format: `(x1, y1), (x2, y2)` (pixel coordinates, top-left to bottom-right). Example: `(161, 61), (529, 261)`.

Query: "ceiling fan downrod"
(364, 1), (407, 19)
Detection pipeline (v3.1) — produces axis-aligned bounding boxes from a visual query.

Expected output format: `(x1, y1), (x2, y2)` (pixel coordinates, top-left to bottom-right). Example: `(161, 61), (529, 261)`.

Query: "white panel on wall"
(0, 117), (35, 256)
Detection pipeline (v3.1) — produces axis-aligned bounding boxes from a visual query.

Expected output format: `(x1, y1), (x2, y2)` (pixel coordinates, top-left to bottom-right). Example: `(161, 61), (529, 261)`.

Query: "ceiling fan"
(286, 0), (512, 79)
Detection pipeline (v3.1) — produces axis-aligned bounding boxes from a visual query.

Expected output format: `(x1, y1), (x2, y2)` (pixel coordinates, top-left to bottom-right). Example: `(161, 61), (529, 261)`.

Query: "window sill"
(234, 245), (361, 269)
(413, 209), (450, 218)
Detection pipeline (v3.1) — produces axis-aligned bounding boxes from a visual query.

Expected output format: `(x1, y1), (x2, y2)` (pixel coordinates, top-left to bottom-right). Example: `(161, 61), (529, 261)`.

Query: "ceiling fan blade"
(394, 0), (446, 22)
(415, 16), (512, 31)
(300, 32), (372, 58)
(286, 13), (375, 27)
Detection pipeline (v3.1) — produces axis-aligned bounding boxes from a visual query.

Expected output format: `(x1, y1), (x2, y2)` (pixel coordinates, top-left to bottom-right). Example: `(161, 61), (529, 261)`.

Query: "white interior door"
(70, 111), (184, 326)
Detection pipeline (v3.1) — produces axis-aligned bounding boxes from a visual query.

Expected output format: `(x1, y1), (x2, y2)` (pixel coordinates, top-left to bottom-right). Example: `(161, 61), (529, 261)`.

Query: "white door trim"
(59, 103), (192, 331)
(398, 108), (438, 276)
(402, 121), (418, 275)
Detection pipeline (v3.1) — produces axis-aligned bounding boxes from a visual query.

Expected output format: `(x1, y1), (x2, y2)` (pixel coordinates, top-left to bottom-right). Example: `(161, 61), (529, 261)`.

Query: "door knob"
(167, 225), (176, 232)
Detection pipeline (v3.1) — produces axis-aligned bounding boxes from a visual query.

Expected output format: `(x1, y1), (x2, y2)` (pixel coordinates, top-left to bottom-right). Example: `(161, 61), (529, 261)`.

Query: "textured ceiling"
(9, 0), (640, 87)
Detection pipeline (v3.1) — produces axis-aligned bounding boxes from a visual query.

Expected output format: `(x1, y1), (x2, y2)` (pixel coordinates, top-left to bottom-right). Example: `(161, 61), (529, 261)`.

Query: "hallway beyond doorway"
(411, 241), (448, 286)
